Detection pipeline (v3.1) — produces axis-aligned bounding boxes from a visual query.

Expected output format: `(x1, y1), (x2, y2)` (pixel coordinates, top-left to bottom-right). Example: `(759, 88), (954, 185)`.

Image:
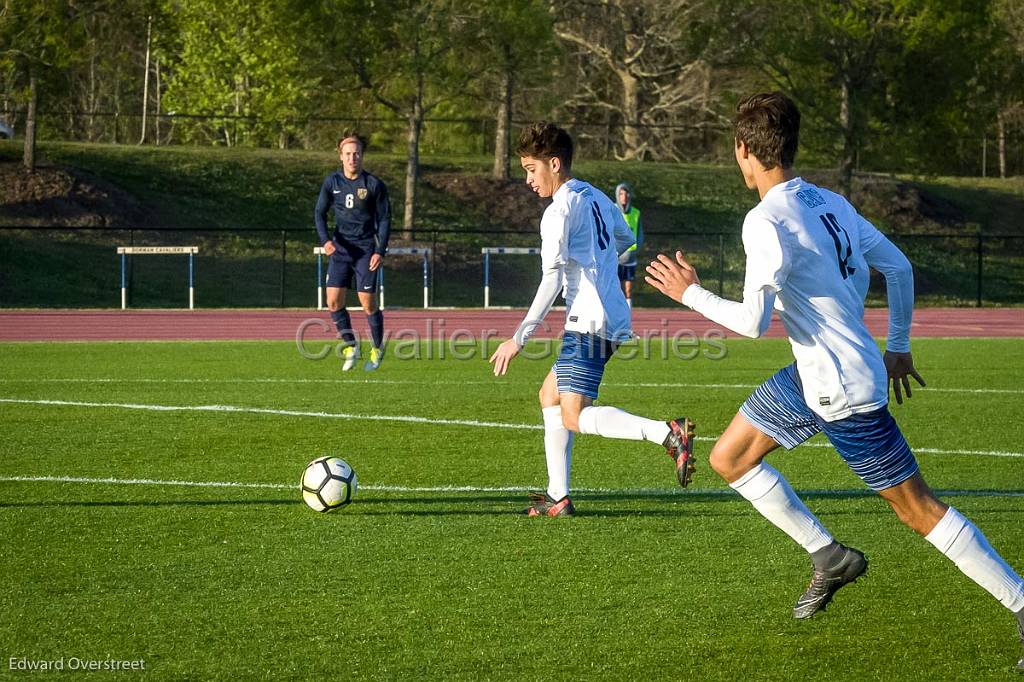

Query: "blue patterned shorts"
(740, 364), (919, 491)
(552, 332), (617, 400)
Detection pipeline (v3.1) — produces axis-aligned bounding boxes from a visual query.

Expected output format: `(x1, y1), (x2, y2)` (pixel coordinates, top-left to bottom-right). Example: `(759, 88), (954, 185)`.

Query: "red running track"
(0, 308), (1021, 341)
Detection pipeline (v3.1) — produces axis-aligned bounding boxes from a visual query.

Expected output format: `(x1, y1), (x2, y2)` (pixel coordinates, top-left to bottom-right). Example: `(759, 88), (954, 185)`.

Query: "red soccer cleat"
(524, 491), (576, 517)
(664, 417), (696, 487)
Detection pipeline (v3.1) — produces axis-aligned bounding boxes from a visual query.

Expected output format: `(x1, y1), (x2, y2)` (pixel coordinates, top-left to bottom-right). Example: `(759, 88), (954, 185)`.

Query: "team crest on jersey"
(357, 188), (368, 200)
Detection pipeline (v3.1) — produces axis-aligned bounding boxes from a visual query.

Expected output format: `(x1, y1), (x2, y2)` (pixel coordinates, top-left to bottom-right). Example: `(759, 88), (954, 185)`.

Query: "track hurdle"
(314, 246), (432, 310)
(481, 247), (541, 308)
(117, 246), (198, 309)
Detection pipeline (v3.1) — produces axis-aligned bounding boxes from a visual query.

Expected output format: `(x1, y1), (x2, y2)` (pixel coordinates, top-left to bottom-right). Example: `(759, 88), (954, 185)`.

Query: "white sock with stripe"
(925, 506), (1024, 612)
(577, 405), (670, 444)
(542, 406), (573, 500)
(730, 462), (834, 553)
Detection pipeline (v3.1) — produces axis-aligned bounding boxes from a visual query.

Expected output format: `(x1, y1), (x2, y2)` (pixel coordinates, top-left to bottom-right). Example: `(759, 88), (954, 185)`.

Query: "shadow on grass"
(1, 489), (1018, 512)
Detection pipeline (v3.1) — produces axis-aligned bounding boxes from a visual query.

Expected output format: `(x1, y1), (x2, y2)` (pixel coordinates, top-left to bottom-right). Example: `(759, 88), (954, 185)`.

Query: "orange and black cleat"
(524, 492), (576, 517)
(664, 417), (696, 487)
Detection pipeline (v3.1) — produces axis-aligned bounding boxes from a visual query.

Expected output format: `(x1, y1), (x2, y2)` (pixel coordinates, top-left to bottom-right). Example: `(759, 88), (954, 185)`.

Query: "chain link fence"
(1, 226), (1020, 309)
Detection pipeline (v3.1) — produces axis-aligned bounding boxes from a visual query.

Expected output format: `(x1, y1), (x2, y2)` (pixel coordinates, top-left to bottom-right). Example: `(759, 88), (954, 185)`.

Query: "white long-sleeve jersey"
(515, 178), (635, 345)
(681, 177), (914, 421)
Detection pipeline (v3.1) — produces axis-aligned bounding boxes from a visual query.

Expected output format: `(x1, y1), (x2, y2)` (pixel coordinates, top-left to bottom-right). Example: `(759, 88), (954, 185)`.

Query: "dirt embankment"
(0, 162), (151, 226)
(0, 160), (998, 235)
(423, 173), (548, 232)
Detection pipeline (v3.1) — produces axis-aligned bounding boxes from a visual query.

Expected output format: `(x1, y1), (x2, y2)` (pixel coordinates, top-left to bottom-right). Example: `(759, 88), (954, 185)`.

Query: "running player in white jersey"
(488, 121), (695, 516)
(646, 92), (1024, 670)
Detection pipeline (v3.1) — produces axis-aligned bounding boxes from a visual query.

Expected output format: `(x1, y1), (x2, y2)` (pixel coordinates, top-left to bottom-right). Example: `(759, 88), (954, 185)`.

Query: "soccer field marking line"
(0, 377), (1021, 395)
(2, 475), (1023, 498)
(2, 396), (1023, 458)
(0, 398), (544, 431)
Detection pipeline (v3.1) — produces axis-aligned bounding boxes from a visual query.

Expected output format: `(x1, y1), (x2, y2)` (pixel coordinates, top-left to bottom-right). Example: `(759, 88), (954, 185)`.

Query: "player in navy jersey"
(315, 134), (391, 371)
(646, 92), (1024, 670)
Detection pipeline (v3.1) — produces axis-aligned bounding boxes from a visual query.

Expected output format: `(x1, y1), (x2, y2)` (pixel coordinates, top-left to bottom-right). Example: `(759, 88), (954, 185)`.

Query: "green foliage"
(741, 0), (1007, 175)
(0, 0), (87, 96)
(162, 0), (318, 146)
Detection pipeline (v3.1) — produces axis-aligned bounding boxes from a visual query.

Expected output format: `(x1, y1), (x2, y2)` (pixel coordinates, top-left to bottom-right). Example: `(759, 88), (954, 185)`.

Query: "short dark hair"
(515, 121), (573, 171)
(337, 132), (366, 152)
(734, 92), (800, 170)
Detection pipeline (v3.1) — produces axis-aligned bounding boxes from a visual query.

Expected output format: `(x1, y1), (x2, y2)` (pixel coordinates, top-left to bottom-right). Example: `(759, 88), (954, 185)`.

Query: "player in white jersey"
(646, 92), (1024, 670)
(488, 121), (695, 516)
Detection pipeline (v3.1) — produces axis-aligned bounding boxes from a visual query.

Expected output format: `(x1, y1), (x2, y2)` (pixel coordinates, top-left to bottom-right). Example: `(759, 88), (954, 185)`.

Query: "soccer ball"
(301, 456), (358, 512)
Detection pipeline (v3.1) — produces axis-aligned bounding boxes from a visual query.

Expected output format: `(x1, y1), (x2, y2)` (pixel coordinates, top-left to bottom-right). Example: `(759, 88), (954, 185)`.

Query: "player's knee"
(327, 301), (344, 312)
(708, 445), (733, 479)
(887, 495), (947, 536)
(359, 294), (378, 314)
(560, 408), (582, 432)
(708, 442), (750, 481)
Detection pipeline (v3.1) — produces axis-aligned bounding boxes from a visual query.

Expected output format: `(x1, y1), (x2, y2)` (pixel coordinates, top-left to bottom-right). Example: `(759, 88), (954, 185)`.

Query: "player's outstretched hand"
(489, 338), (521, 376)
(645, 250), (700, 304)
(883, 350), (926, 404)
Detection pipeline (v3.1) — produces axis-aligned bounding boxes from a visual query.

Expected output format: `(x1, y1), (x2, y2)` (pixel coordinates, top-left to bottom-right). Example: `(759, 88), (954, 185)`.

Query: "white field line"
(0, 397), (541, 431)
(1, 397), (1023, 459)
(1, 475), (1022, 498)
(0, 377), (1021, 395)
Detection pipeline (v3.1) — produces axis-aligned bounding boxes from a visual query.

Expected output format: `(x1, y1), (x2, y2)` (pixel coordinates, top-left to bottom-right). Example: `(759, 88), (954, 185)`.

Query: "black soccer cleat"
(523, 491), (576, 517)
(793, 545), (868, 619)
(663, 417), (696, 487)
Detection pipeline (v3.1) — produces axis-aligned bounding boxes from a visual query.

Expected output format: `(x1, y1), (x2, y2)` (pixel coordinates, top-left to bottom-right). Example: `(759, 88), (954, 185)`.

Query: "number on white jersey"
(819, 213), (856, 280)
(590, 202), (609, 250)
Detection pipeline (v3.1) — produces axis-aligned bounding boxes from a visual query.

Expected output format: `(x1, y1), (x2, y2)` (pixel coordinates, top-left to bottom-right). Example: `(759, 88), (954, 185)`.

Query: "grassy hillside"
(1, 141), (1021, 308)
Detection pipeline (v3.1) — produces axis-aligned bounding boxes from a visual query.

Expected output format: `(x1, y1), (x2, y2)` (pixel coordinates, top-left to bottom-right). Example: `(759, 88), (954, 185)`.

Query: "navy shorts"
(618, 264), (637, 281)
(326, 241), (377, 293)
(739, 363), (919, 492)
(552, 332), (617, 400)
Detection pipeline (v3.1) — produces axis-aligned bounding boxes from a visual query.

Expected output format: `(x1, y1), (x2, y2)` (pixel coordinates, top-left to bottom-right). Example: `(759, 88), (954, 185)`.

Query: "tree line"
(3, 0), (1024, 231)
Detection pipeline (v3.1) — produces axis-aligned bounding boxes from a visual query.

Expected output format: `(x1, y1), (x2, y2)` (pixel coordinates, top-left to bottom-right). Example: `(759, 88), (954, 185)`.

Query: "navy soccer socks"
(368, 309), (384, 349)
(331, 309), (356, 345)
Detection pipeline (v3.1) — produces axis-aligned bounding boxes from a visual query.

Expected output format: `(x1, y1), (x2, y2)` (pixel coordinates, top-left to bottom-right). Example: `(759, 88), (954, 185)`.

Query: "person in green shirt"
(615, 182), (643, 307)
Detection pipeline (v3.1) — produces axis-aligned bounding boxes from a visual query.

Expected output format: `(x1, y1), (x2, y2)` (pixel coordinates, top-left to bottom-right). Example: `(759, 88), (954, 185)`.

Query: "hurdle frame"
(481, 246), (541, 308)
(117, 246), (199, 309)
(314, 246), (432, 310)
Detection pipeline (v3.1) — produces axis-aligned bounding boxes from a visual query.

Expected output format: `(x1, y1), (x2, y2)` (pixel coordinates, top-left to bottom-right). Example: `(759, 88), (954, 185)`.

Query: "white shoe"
(341, 345), (360, 371)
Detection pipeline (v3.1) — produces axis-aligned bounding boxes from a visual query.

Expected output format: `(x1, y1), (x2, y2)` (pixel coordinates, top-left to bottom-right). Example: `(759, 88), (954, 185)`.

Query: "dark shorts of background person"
(617, 264), (637, 282)
(326, 239), (378, 292)
(552, 332), (619, 400)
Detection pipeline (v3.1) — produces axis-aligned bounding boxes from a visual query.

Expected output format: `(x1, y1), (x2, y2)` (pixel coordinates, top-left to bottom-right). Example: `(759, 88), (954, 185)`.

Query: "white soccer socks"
(925, 506), (1024, 612)
(730, 462), (835, 554)
(542, 406), (573, 501)
(577, 405), (671, 444)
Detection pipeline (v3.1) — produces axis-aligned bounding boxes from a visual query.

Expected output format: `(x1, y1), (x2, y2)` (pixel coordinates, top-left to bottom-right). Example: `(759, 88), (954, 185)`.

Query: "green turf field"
(1, 337), (1022, 679)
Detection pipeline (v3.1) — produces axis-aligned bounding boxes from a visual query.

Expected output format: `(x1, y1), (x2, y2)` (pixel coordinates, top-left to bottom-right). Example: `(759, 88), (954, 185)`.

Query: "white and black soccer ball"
(301, 456), (358, 512)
